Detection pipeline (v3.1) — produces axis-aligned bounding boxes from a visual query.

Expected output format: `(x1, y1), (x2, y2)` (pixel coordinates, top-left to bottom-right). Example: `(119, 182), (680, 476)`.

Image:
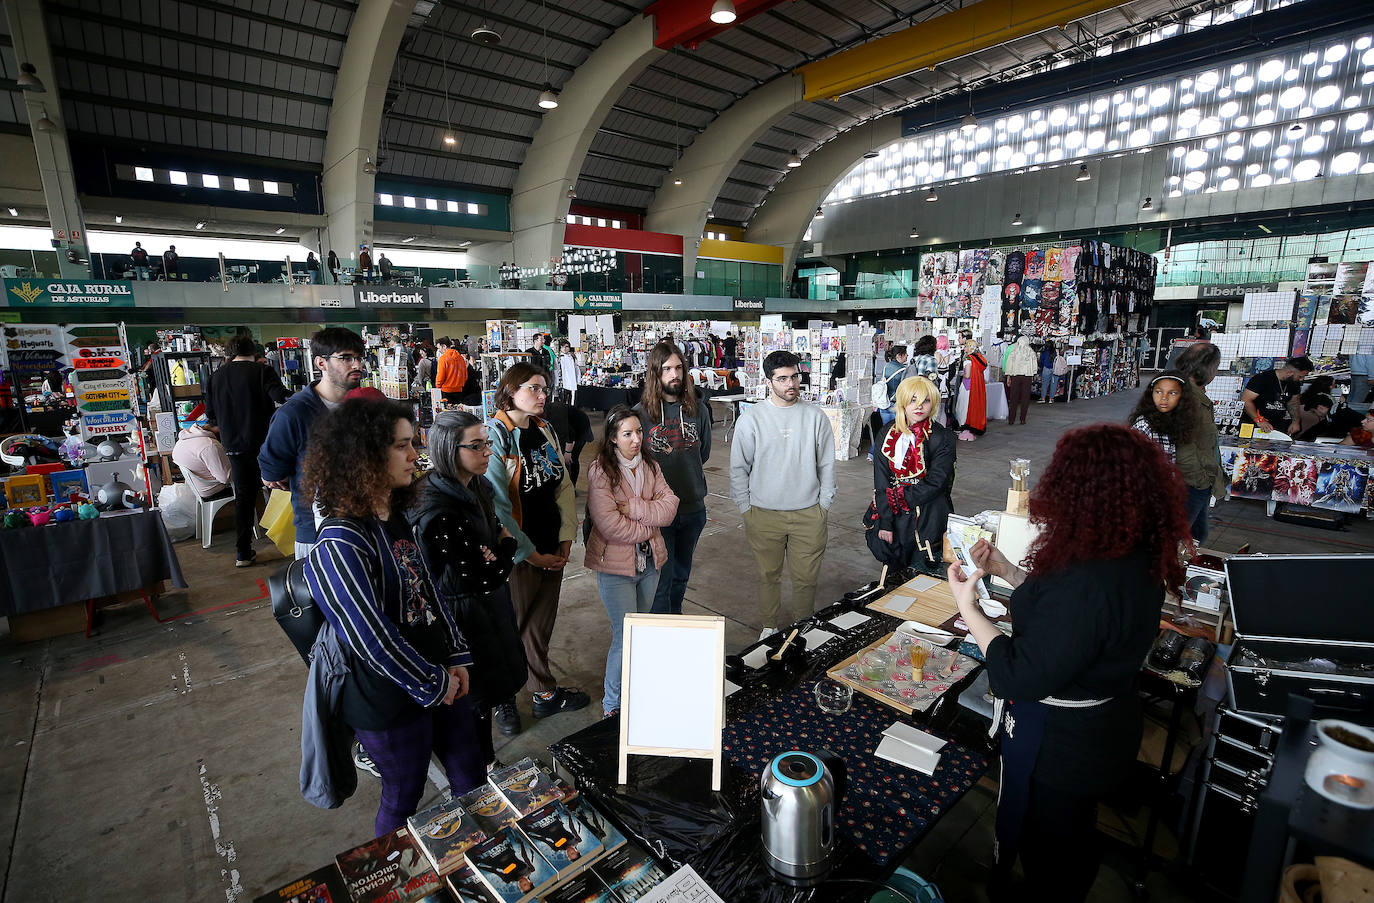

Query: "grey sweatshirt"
(729, 397), (836, 513)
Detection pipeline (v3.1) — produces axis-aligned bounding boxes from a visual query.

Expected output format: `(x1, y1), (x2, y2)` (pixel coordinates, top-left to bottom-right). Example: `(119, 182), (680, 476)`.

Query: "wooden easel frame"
(617, 614), (726, 792)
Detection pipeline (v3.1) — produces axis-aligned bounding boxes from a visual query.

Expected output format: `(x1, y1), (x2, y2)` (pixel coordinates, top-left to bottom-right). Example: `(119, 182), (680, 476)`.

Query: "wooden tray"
(866, 576), (959, 627)
(826, 630), (979, 716)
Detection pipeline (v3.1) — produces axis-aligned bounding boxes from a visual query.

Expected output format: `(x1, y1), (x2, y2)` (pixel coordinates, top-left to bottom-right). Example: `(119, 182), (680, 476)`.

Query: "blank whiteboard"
(993, 512), (1039, 591)
(619, 614), (726, 791)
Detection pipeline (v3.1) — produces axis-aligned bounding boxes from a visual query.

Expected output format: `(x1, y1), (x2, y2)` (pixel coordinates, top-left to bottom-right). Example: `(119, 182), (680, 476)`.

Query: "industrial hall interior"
(5, 0), (1374, 901)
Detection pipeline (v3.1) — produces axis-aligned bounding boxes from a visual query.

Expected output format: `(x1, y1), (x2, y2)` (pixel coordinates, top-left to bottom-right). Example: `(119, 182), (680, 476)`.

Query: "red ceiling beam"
(644, 0), (792, 51)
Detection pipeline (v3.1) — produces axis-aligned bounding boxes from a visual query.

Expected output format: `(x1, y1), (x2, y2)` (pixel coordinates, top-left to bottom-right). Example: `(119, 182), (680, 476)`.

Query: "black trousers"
(993, 777), (1101, 902)
(473, 705), (495, 767)
(227, 453), (261, 560)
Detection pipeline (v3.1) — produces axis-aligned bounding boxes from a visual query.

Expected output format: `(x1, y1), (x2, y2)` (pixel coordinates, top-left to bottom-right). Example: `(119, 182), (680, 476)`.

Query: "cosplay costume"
(865, 419), (955, 570)
(963, 350), (989, 435)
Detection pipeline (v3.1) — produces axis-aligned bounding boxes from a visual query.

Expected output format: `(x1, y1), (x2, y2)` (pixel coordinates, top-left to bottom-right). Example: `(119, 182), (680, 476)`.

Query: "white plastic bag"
(157, 483), (199, 542)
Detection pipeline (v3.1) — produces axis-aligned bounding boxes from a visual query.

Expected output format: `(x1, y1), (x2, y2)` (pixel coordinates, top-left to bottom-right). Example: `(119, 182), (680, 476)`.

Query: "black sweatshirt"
(205, 360), (290, 454)
(984, 550), (1163, 793)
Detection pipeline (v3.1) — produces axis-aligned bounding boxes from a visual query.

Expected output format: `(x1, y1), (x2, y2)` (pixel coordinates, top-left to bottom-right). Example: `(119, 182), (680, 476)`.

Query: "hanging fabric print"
(1021, 278), (1042, 311)
(1230, 451), (1280, 501)
(1045, 247), (1063, 281)
(1024, 248), (1045, 281)
(986, 250), (1006, 286)
(1312, 460), (1370, 514)
(1271, 456), (1319, 506)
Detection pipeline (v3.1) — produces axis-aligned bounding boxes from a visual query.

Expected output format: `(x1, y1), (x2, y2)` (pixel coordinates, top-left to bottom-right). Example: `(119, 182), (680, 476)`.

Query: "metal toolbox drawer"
(1215, 707), (1282, 753)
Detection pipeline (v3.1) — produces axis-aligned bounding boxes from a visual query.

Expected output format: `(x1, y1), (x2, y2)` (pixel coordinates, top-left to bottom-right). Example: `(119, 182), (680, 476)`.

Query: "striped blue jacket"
(305, 517), (472, 708)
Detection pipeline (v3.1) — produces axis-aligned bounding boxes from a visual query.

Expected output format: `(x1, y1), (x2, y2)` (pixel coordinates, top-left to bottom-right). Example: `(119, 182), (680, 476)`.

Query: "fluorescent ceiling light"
(135, 167), (154, 182)
(813, 206), (824, 219)
(195, 221), (206, 230)
(202, 174), (220, 189)
(169, 170), (188, 185)
(1075, 163), (1092, 181)
(234, 177), (251, 191)
(787, 150), (802, 167)
(274, 227), (285, 234)
(1012, 212), (1024, 225)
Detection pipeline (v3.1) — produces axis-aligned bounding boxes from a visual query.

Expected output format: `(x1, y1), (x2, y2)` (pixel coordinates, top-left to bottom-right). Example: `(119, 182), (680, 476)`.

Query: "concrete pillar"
(5, 0), (89, 277)
(644, 76), (804, 293)
(508, 15), (663, 274)
(746, 116), (903, 278)
(320, 0), (411, 270)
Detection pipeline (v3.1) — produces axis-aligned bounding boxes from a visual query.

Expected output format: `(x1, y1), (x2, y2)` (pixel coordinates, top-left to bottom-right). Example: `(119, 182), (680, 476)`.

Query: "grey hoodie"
(729, 397), (836, 513)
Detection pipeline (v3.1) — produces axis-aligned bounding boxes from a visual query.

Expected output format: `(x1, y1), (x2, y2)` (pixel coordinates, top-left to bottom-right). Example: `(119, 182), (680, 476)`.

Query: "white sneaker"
(759, 627), (778, 641)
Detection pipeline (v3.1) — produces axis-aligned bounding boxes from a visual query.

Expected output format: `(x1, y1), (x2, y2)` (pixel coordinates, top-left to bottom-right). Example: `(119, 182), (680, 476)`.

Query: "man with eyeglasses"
(730, 350), (836, 639)
(258, 327), (367, 561)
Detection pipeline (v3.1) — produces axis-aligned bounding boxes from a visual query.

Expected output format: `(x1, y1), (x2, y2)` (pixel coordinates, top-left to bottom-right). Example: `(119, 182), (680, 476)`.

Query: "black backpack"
(269, 557), (322, 665)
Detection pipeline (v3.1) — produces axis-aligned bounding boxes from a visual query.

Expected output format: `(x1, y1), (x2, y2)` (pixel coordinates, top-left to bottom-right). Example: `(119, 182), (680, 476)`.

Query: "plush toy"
(52, 505), (76, 523)
(4, 509), (32, 529)
(77, 502), (100, 520)
(27, 506), (51, 526)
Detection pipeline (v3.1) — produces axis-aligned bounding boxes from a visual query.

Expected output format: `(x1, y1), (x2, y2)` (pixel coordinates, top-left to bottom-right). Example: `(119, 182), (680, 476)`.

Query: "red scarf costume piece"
(880, 419), (932, 515)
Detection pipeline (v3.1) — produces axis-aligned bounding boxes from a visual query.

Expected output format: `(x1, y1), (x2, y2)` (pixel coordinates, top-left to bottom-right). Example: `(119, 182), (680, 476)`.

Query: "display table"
(549, 599), (990, 901)
(0, 509), (187, 615)
(955, 379), (1009, 424)
(707, 392), (746, 440)
(574, 384), (642, 413)
(1221, 437), (1374, 515)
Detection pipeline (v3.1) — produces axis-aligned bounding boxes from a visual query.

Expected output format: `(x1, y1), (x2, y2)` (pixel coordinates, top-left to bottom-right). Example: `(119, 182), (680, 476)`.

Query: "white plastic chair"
(196, 490), (238, 549)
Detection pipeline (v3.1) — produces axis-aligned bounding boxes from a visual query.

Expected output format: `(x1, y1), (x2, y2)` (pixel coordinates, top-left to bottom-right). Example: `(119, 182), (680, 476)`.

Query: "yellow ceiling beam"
(800, 0), (1129, 102)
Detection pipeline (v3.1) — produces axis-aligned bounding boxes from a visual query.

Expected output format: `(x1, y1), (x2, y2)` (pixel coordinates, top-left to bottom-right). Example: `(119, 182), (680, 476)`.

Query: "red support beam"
(645, 0), (792, 51)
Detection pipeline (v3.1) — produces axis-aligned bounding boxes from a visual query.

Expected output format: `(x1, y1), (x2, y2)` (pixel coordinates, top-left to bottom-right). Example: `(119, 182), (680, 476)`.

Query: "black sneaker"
(353, 741), (380, 778)
(532, 687), (591, 719)
(493, 701), (522, 736)
(235, 549), (257, 568)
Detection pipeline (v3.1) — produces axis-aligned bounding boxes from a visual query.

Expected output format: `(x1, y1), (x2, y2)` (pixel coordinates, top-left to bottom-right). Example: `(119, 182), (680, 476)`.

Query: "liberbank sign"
(3, 279), (135, 307)
(356, 288), (428, 307)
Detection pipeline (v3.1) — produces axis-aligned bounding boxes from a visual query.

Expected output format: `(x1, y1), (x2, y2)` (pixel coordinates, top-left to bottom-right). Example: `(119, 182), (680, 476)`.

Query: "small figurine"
(77, 502), (100, 520)
(27, 506), (51, 526)
(52, 505), (76, 523)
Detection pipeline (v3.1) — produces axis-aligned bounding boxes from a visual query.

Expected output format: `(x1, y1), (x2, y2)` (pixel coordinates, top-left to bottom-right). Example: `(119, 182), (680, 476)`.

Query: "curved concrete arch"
(744, 115), (903, 277)
(643, 75), (805, 290)
(321, 0), (414, 268)
(501, 14), (664, 270)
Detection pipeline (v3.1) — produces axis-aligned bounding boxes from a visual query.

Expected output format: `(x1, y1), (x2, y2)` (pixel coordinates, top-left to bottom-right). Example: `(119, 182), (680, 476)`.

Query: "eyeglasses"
(519, 384), (550, 396)
(329, 354), (365, 365)
(770, 373), (801, 384)
(457, 440), (494, 452)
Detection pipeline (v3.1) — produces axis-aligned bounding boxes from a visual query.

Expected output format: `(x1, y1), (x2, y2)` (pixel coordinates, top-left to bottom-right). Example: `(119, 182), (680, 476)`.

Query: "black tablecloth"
(0, 509), (188, 614)
(574, 385), (642, 413)
(549, 598), (990, 901)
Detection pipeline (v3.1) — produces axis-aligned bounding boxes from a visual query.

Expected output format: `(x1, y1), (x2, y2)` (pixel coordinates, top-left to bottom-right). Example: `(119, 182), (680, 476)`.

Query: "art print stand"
(618, 614), (726, 791)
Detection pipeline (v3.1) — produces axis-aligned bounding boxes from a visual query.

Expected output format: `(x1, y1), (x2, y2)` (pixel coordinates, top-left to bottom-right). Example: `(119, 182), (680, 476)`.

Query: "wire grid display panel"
(1241, 328), (1293, 357)
(1241, 292), (1297, 324)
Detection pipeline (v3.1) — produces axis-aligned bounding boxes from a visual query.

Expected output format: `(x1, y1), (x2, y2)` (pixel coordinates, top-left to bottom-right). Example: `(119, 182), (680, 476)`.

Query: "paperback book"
(457, 784), (522, 835)
(334, 828), (442, 903)
(515, 800), (604, 881)
(466, 825), (559, 903)
(252, 864), (349, 903)
(406, 796), (487, 875)
(445, 863), (502, 903)
(542, 869), (624, 903)
(592, 845), (667, 903)
(563, 796), (626, 854)
(490, 757), (568, 816)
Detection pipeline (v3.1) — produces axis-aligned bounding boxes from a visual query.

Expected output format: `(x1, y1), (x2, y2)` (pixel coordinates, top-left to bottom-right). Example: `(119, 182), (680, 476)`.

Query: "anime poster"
(1059, 281), (1079, 328)
(1230, 451), (1280, 500)
(1359, 296), (1374, 326)
(1294, 292), (1320, 330)
(959, 249), (979, 275)
(1291, 328), (1312, 358)
(1219, 446), (1241, 482)
(1334, 261), (1368, 296)
(1045, 247), (1063, 281)
(1315, 295), (1333, 323)
(1025, 249), (1045, 280)
(986, 250), (1006, 286)
(1021, 278), (1042, 311)
(1329, 295), (1359, 325)
(1312, 460), (1370, 514)
(1271, 456), (1319, 506)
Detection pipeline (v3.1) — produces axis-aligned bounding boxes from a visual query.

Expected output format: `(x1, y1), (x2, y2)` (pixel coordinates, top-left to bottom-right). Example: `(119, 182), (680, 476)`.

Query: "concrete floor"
(2, 389), (1371, 903)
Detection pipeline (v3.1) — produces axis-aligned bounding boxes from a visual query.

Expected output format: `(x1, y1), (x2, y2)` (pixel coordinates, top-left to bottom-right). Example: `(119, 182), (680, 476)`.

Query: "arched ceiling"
(0, 0), (1297, 231)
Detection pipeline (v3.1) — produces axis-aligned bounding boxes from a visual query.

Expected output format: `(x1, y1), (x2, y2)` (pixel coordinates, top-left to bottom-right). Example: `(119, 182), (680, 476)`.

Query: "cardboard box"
(8, 602), (87, 642)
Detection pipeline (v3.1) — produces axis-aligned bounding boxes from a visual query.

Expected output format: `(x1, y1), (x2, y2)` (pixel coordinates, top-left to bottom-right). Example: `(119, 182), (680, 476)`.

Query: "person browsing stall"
(484, 363), (587, 735)
(302, 399), (484, 835)
(585, 405), (679, 716)
(730, 350), (836, 639)
(258, 327), (366, 560)
(868, 376), (955, 577)
(171, 423), (232, 500)
(1341, 409), (1374, 447)
(634, 341), (712, 615)
(1127, 371), (1195, 463)
(948, 424), (1194, 902)
(434, 337), (469, 404)
(1241, 356), (1312, 433)
(408, 411), (526, 774)
(1172, 343), (1229, 543)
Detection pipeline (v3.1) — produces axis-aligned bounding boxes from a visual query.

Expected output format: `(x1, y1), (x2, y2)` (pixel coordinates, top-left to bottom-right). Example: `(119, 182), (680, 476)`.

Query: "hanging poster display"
(63, 324), (137, 442)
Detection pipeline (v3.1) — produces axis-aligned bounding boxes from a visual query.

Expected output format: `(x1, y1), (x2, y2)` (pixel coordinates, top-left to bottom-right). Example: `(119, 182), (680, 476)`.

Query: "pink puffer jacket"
(583, 459), (679, 577)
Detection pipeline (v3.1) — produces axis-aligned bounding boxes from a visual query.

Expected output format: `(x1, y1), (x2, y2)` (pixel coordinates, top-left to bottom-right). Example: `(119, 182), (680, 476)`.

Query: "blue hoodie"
(257, 382), (331, 544)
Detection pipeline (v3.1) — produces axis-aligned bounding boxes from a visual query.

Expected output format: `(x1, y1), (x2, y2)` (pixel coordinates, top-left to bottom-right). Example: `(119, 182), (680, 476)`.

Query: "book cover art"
(491, 758), (567, 816)
(563, 796), (626, 854)
(543, 869), (624, 903)
(334, 828), (442, 903)
(467, 825), (558, 903)
(407, 796), (487, 875)
(458, 784), (522, 834)
(592, 845), (667, 903)
(515, 801), (604, 879)
(252, 864), (348, 903)
(446, 863), (502, 903)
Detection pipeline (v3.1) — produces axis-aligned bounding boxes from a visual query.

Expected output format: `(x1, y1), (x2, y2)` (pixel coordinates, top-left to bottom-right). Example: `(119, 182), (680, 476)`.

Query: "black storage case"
(1224, 554), (1374, 718)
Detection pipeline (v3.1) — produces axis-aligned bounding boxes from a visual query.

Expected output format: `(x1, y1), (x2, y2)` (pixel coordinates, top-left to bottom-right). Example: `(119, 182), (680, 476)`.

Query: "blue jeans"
(1185, 485), (1212, 545)
(1351, 371), (1370, 412)
(597, 563), (660, 713)
(651, 508), (708, 615)
(1040, 367), (1060, 400)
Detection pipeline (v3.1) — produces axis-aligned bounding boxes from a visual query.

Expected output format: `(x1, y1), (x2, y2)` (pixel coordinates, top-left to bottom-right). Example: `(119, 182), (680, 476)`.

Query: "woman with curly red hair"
(949, 423), (1192, 901)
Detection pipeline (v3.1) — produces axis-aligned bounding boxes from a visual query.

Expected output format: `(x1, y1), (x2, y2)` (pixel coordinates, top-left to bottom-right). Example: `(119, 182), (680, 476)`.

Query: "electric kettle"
(760, 749), (846, 884)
